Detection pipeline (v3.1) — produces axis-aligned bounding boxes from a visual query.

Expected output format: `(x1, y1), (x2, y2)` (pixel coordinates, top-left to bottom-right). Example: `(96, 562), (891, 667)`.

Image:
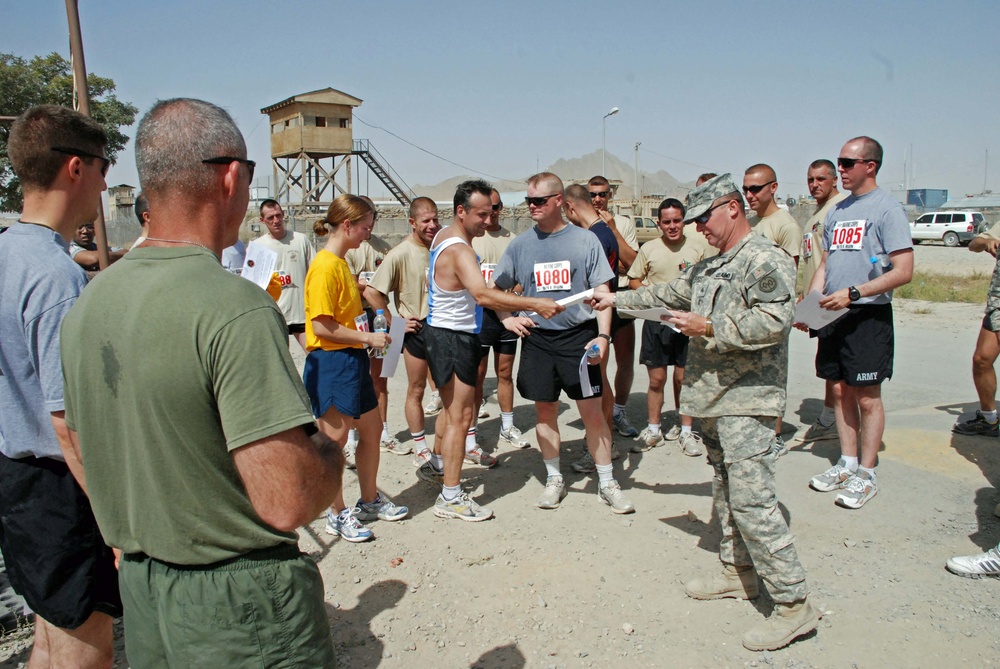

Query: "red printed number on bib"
(481, 263), (496, 284)
(354, 313), (370, 333)
(830, 220), (866, 251)
(534, 261), (572, 292)
(276, 270), (292, 287)
(802, 233), (814, 259)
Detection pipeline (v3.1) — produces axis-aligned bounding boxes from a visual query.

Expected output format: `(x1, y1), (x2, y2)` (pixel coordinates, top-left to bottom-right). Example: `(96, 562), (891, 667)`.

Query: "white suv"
(910, 211), (984, 247)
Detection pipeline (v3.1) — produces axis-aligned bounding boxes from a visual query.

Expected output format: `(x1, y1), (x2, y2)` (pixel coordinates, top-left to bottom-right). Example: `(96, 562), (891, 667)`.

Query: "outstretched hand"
(502, 316), (536, 337)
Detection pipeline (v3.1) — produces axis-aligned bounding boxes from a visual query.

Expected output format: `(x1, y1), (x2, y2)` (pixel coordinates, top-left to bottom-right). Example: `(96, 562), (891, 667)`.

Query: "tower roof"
(261, 88), (363, 115)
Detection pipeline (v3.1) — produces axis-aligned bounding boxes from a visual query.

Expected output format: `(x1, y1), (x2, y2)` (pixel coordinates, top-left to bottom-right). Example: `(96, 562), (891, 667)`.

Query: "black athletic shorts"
(639, 320), (689, 368)
(0, 454), (122, 629)
(478, 309), (518, 355)
(517, 321), (603, 402)
(815, 303), (894, 386)
(287, 323), (305, 335)
(403, 318), (428, 360)
(610, 309), (635, 336)
(983, 315), (999, 334)
(424, 325), (483, 388)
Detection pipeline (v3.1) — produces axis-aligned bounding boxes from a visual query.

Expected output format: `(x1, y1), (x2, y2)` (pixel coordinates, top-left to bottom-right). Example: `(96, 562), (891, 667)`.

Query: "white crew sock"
(441, 484), (462, 501)
(819, 406), (836, 426)
(501, 411), (514, 431)
(841, 456), (859, 472)
(982, 409), (998, 423)
(381, 422), (390, 441)
(465, 427), (478, 452)
(681, 425), (692, 435)
(347, 428), (359, 444)
(613, 403), (626, 419)
(543, 457), (561, 478)
(431, 453), (444, 471)
(647, 423), (661, 433)
(596, 463), (614, 485)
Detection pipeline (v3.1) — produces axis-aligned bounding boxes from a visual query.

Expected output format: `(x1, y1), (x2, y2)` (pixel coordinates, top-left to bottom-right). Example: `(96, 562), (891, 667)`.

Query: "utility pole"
(634, 142), (641, 200)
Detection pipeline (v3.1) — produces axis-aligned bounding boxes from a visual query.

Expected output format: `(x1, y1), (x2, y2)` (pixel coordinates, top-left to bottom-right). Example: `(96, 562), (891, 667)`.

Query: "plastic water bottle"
(870, 254), (892, 270)
(373, 309), (389, 358)
(586, 343), (601, 361)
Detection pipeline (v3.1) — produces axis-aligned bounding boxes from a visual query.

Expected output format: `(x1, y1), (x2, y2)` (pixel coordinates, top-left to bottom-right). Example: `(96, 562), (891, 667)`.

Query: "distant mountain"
(411, 150), (692, 202)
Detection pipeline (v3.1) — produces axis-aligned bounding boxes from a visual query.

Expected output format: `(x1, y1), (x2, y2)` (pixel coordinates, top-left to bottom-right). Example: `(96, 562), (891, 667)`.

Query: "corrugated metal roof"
(941, 195), (1000, 209)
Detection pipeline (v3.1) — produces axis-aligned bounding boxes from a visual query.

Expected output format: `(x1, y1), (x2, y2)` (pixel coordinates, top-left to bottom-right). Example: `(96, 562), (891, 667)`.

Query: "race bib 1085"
(534, 260), (572, 292)
(830, 219), (867, 251)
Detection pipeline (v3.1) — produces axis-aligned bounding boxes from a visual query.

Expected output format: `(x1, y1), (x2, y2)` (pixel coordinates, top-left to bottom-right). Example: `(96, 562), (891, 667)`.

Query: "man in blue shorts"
(493, 173), (635, 514)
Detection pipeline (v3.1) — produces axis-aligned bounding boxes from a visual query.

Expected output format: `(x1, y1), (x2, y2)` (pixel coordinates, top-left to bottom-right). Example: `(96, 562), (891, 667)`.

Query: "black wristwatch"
(848, 286), (861, 302)
(597, 333), (612, 343)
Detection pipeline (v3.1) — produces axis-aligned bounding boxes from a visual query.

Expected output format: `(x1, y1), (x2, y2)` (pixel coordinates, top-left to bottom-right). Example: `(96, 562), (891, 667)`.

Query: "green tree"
(0, 51), (138, 212)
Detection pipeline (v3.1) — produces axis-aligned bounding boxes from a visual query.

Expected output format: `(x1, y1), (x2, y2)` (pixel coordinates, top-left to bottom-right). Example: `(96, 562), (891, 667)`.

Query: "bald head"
(527, 172), (564, 196)
(745, 164), (776, 183)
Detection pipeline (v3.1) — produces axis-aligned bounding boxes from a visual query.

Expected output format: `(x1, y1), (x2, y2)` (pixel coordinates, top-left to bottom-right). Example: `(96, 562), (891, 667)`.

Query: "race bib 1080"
(481, 263), (496, 284)
(534, 260), (572, 292)
(830, 220), (867, 251)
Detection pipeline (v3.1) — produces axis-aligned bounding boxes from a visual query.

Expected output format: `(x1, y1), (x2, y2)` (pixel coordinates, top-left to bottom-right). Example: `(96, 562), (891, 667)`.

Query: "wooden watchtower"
(261, 88), (411, 217)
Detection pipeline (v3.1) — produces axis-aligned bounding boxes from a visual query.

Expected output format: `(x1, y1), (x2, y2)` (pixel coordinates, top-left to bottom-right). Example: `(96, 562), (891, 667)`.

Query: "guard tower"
(261, 88), (412, 217)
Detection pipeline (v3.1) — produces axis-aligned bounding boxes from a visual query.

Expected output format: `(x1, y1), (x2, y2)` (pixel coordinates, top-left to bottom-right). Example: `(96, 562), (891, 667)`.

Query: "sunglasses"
(742, 180), (774, 195)
(692, 200), (732, 225)
(525, 194), (558, 207)
(492, 203), (503, 212)
(589, 190), (610, 199)
(837, 157), (877, 169)
(51, 146), (110, 177)
(202, 156), (256, 181)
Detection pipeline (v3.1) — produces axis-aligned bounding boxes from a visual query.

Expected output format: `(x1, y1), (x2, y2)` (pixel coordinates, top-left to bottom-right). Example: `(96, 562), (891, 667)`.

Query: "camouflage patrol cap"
(684, 173), (740, 223)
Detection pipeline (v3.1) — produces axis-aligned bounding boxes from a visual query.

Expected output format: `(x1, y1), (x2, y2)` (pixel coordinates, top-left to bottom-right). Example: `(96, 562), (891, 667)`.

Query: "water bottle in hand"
(373, 309), (389, 358)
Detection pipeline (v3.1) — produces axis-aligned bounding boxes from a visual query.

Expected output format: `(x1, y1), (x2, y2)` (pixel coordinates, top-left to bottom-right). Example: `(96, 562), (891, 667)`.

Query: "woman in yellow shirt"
(303, 194), (407, 542)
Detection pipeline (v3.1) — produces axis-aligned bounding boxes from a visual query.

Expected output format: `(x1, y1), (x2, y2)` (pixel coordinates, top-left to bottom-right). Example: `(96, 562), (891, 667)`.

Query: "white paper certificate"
(379, 316), (408, 378)
(617, 307), (682, 333)
(578, 350), (601, 398)
(794, 290), (848, 330)
(241, 244), (278, 289)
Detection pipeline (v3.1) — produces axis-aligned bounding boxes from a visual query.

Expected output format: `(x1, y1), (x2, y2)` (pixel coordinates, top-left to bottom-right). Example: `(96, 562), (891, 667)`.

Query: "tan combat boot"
(684, 564), (759, 600)
(741, 598), (821, 651)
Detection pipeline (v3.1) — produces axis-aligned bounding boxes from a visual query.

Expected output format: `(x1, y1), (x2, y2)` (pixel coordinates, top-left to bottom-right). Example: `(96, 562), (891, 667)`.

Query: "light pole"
(602, 106), (619, 176)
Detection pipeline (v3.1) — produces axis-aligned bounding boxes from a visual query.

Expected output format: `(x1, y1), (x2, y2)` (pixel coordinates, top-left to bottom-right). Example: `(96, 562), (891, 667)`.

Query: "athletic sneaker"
(412, 447), (432, 468)
(613, 411), (639, 437)
(598, 480), (635, 514)
(664, 425), (682, 441)
(343, 438), (357, 470)
(325, 508), (373, 542)
(946, 545), (1000, 578)
(423, 392), (442, 416)
(499, 425), (531, 449)
(464, 446), (498, 468)
(433, 491), (493, 521)
(809, 460), (855, 492)
(796, 419), (838, 443)
(536, 475), (567, 509)
(572, 451), (596, 474)
(631, 427), (663, 452)
(835, 469), (877, 509)
(380, 435), (412, 456)
(772, 435), (787, 458)
(678, 432), (703, 457)
(478, 398), (489, 419)
(416, 462), (444, 486)
(354, 492), (409, 522)
(953, 410), (1000, 437)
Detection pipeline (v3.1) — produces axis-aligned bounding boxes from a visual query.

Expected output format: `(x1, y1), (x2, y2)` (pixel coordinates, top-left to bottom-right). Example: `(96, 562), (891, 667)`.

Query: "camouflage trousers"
(701, 415), (808, 604)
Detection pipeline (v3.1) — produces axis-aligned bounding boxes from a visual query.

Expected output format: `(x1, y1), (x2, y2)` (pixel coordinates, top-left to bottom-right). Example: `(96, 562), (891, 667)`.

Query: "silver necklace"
(144, 237), (218, 257)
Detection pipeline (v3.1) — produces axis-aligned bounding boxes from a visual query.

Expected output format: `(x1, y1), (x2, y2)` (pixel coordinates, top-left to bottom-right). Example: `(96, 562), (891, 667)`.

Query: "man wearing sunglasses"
(803, 137), (912, 510)
(492, 173), (635, 514)
(0, 105), (121, 668)
(592, 174), (817, 651)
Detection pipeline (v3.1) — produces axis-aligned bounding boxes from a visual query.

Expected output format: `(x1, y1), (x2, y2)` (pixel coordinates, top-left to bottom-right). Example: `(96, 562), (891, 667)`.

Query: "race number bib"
(481, 263), (497, 284)
(359, 271), (375, 284)
(276, 270), (292, 288)
(354, 313), (370, 332)
(802, 232), (814, 259)
(534, 261), (572, 292)
(830, 220), (866, 251)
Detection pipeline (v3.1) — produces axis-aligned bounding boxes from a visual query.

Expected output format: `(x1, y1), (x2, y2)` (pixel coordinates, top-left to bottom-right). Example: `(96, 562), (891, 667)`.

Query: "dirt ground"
(3, 244), (999, 668)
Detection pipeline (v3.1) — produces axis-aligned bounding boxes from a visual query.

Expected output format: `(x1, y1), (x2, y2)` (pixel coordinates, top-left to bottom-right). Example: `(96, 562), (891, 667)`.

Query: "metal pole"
(602, 117), (606, 176)
(65, 0), (111, 270)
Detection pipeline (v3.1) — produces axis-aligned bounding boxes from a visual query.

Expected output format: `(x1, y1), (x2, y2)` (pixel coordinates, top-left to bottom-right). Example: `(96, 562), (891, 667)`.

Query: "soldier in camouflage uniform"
(591, 174), (819, 651)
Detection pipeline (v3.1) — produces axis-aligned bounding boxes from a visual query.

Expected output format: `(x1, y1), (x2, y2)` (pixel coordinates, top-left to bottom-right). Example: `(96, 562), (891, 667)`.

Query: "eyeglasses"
(742, 180), (774, 195)
(202, 156), (256, 181)
(589, 190), (610, 199)
(837, 157), (877, 169)
(51, 146), (110, 177)
(525, 194), (559, 207)
(692, 200), (732, 225)
(491, 203), (503, 212)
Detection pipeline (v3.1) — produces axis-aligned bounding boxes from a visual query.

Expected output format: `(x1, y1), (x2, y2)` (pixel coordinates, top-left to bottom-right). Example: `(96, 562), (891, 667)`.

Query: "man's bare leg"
(578, 396), (612, 466)
(438, 378), (476, 487)
(973, 327), (1000, 411)
(496, 352), (515, 413)
(535, 401), (562, 461)
(646, 366), (667, 427)
(29, 612), (114, 669)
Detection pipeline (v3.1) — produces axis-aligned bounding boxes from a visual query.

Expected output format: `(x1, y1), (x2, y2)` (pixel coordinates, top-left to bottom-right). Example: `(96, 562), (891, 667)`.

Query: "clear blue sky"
(6, 0), (999, 200)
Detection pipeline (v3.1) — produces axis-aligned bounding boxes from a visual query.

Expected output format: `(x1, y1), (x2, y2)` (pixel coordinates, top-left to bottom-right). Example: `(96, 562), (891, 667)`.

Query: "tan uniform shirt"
(753, 209), (802, 260)
(627, 234), (712, 286)
(472, 226), (515, 288)
(800, 192), (848, 294)
(346, 235), (394, 309)
(247, 230), (315, 326)
(368, 236), (430, 320)
(614, 213), (639, 289)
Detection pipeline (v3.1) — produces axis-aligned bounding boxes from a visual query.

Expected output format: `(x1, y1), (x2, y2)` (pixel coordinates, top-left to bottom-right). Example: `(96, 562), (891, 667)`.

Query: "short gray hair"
(135, 98), (246, 198)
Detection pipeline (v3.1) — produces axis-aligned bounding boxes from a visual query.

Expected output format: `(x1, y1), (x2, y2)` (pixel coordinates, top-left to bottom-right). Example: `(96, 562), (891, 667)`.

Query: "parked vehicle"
(634, 216), (661, 243)
(910, 210), (983, 247)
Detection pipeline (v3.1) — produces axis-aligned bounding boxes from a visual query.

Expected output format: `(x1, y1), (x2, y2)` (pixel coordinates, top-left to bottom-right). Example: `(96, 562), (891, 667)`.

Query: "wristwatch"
(597, 333), (612, 343)
(848, 286), (861, 302)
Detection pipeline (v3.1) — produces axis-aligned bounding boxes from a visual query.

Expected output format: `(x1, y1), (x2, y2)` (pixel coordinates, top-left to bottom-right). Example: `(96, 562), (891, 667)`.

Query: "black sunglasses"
(51, 146), (110, 177)
(742, 180), (774, 195)
(837, 157), (877, 169)
(692, 200), (732, 225)
(202, 156), (256, 181)
(589, 190), (610, 199)
(491, 203), (503, 212)
(525, 194), (559, 207)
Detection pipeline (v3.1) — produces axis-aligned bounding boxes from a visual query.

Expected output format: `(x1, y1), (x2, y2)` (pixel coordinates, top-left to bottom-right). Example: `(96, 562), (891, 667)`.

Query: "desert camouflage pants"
(701, 415), (808, 604)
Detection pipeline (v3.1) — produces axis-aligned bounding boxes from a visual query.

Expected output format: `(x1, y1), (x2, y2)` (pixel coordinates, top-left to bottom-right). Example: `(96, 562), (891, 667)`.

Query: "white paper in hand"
(241, 244), (278, 289)
(578, 350), (600, 398)
(794, 290), (848, 330)
(617, 307), (682, 333)
(379, 316), (408, 378)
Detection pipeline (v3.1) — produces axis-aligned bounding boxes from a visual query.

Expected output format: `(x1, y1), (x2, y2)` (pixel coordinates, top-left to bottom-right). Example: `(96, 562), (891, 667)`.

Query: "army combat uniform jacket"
(616, 232), (795, 419)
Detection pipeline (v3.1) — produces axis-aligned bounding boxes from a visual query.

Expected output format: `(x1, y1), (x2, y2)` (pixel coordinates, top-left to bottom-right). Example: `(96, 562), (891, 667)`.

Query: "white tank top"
(427, 234), (483, 333)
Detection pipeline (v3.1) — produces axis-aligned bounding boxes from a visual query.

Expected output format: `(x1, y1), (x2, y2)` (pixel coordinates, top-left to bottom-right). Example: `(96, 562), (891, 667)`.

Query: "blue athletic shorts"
(303, 347), (379, 419)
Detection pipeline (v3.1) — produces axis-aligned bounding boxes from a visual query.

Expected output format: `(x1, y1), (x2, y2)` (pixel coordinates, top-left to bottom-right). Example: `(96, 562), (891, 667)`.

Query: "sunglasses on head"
(589, 190), (610, 199)
(202, 156), (256, 181)
(837, 157), (877, 169)
(742, 180), (774, 195)
(51, 146), (110, 177)
(491, 203), (502, 212)
(525, 194), (558, 207)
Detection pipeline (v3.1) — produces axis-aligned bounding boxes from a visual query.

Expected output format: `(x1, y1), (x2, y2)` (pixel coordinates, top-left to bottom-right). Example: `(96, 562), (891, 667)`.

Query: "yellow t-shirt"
(627, 234), (712, 286)
(304, 250), (364, 352)
(368, 236), (430, 320)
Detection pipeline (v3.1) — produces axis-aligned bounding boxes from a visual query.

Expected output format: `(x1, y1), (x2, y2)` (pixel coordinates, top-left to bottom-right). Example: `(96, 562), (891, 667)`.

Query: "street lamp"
(602, 106), (619, 176)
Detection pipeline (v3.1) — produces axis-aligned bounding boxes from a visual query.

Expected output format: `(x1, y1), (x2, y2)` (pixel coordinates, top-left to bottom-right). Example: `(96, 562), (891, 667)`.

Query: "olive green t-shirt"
(61, 246), (315, 565)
